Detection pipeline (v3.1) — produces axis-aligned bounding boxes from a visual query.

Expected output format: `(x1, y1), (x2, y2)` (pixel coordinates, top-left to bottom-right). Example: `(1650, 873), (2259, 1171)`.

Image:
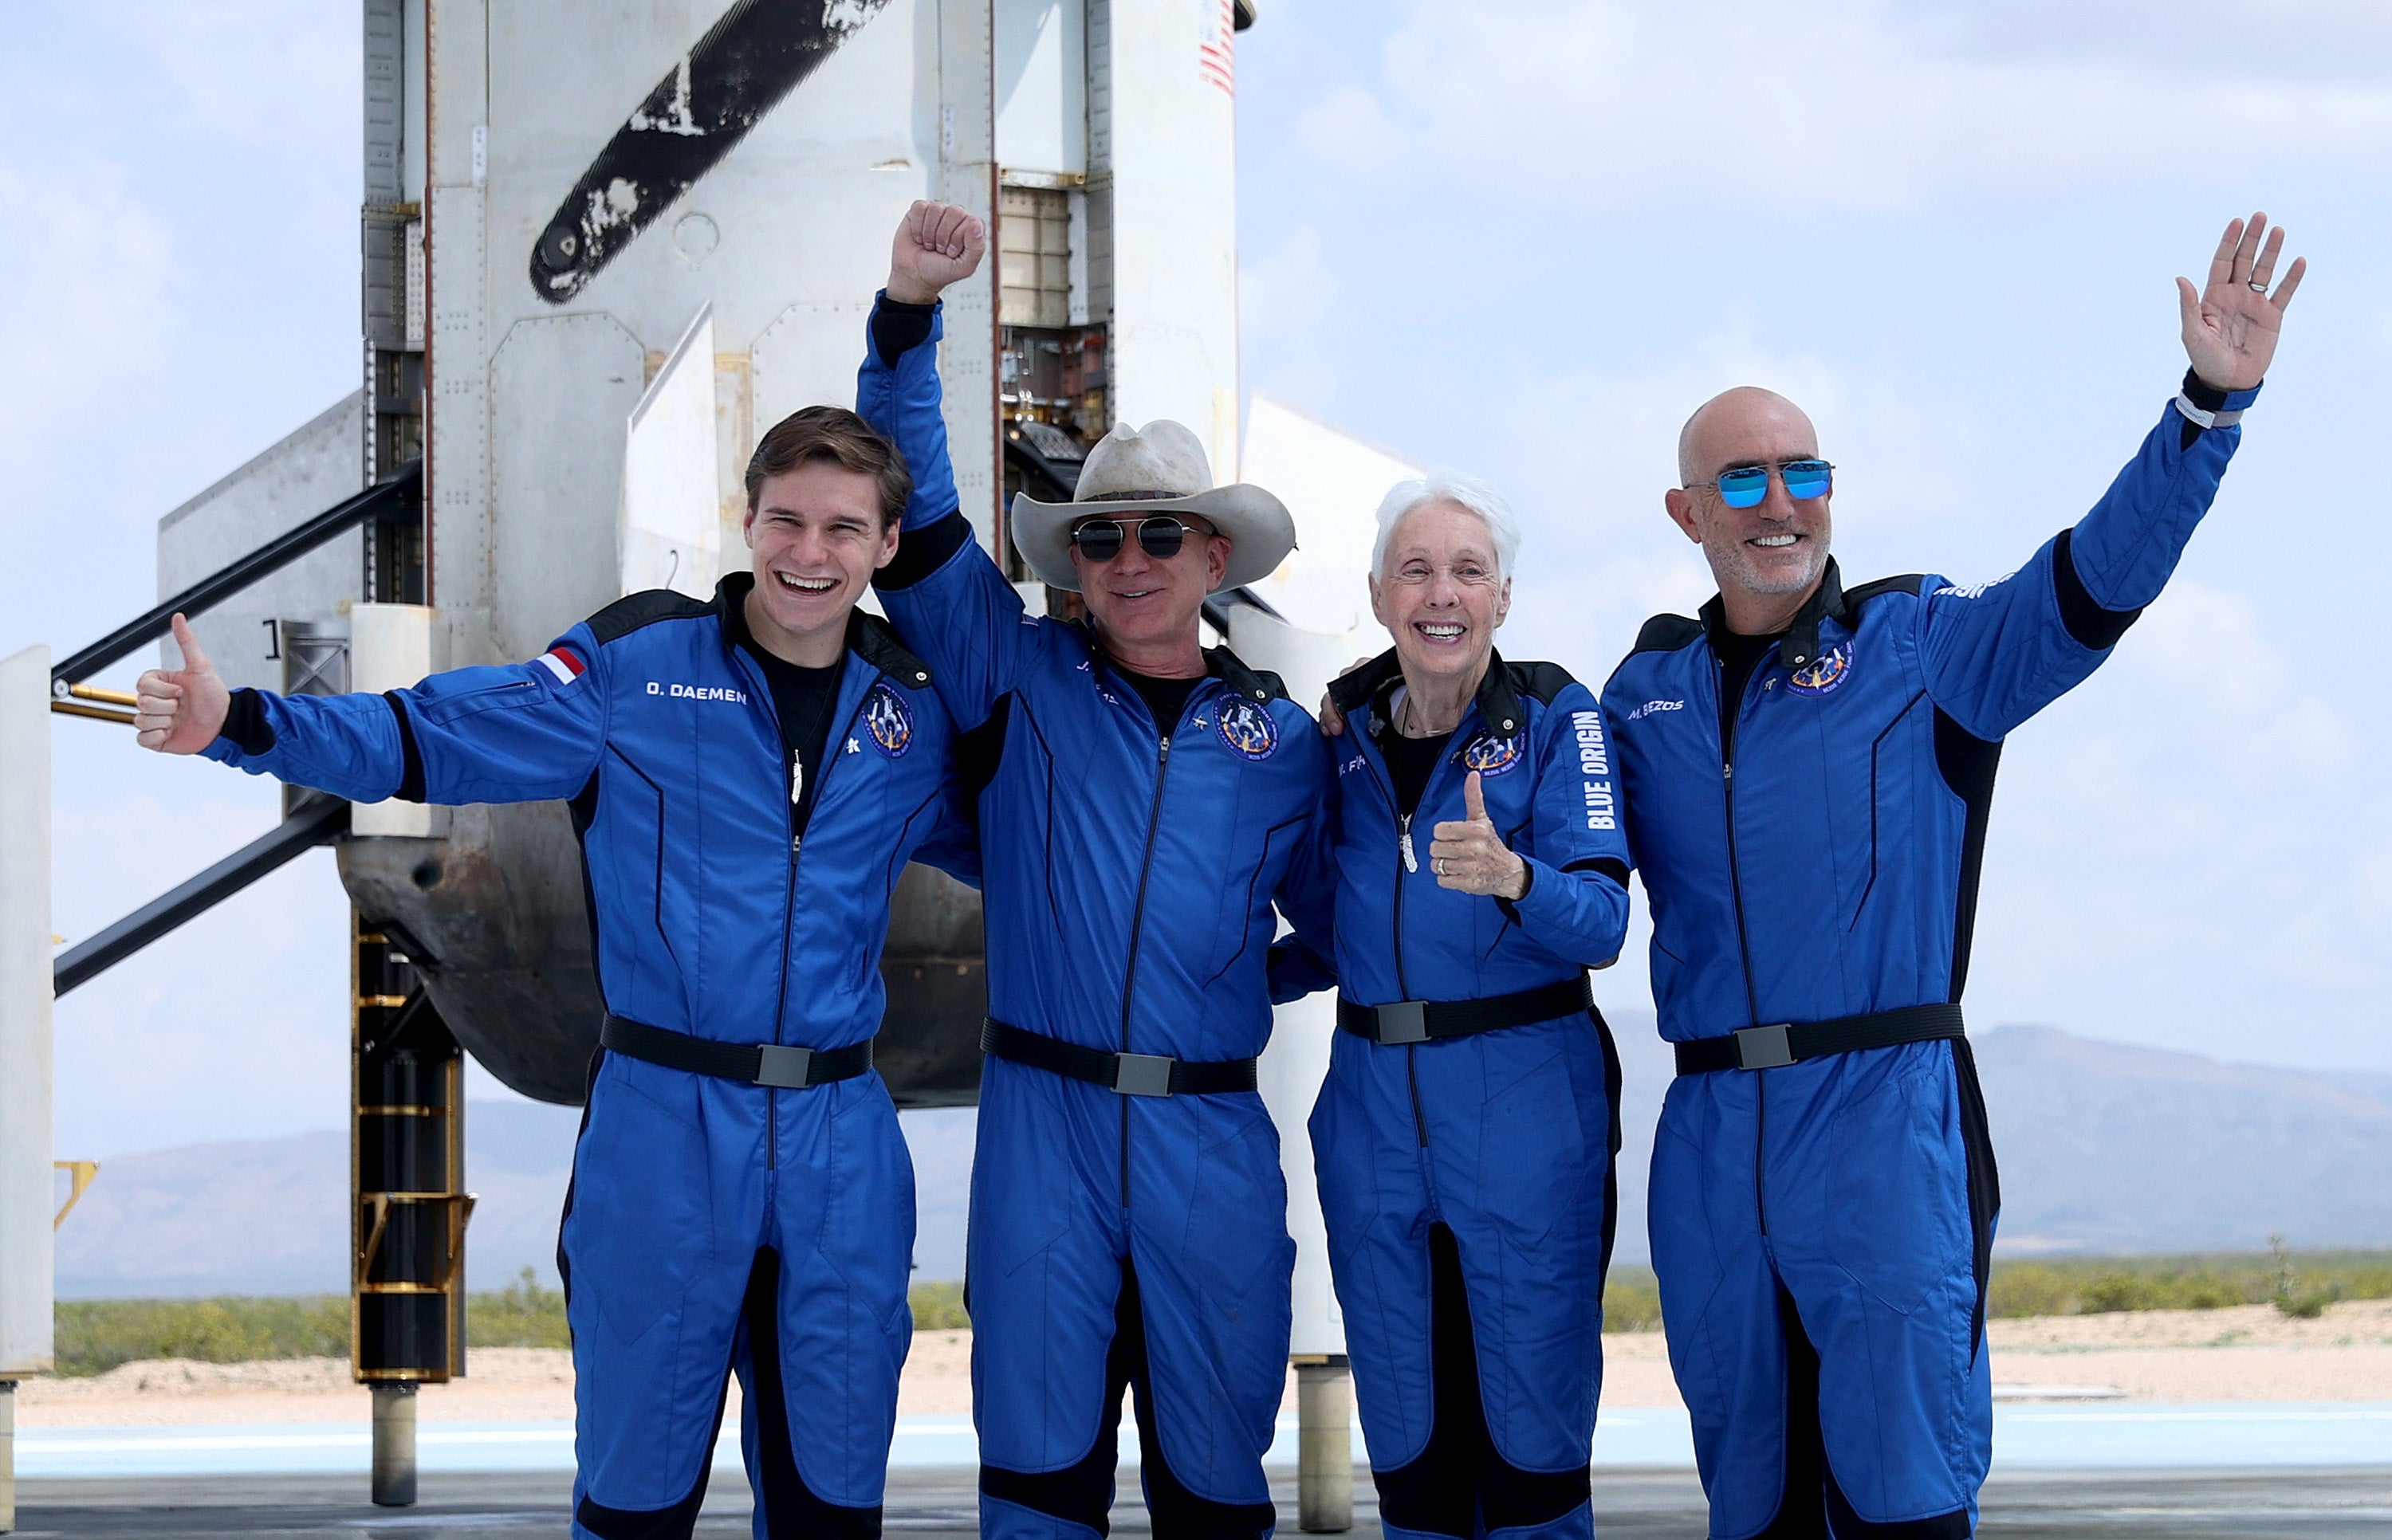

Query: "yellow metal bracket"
(52, 684), (139, 726)
(53, 1160), (100, 1228)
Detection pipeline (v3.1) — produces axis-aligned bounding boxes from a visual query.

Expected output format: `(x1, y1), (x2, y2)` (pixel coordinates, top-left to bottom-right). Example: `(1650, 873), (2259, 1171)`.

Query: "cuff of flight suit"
(871, 291), (940, 366)
(2175, 367), (2261, 430)
(875, 509), (974, 592)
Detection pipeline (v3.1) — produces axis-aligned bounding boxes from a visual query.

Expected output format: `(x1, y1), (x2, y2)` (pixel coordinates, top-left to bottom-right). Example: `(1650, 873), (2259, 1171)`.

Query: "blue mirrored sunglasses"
(1692, 458), (1835, 509)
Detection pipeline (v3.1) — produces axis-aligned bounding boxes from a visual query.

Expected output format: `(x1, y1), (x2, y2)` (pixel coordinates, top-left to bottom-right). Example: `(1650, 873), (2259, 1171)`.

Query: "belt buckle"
(755, 1044), (815, 1089)
(1733, 1023), (1795, 1071)
(1111, 1053), (1175, 1098)
(1375, 1000), (1430, 1046)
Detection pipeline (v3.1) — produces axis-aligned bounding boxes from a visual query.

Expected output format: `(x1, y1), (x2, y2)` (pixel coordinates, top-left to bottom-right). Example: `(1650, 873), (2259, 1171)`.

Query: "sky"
(2, 0), (2388, 1161)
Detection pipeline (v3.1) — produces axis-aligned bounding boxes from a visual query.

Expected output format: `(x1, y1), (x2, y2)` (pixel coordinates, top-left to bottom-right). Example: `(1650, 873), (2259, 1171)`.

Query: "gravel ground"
(17, 1301), (2392, 1426)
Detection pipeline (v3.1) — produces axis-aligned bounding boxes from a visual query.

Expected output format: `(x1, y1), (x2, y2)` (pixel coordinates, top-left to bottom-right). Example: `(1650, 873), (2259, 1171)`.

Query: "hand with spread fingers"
(2181, 211), (2306, 391)
(887, 198), (987, 305)
(1428, 770), (1528, 900)
(133, 613), (230, 756)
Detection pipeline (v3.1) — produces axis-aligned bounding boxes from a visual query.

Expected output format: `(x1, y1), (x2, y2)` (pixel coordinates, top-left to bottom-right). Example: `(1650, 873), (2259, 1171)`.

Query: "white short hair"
(1371, 472), (1522, 581)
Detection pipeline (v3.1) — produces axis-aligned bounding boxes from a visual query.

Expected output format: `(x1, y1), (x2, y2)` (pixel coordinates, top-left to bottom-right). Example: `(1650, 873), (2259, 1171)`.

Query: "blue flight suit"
(200, 581), (969, 1539)
(856, 297), (1340, 1540)
(1599, 379), (2263, 1538)
(1309, 653), (1633, 1540)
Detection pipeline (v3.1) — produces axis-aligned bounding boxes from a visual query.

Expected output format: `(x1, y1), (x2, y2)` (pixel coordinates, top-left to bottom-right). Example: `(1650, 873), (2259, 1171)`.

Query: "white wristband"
(2174, 393), (2244, 430)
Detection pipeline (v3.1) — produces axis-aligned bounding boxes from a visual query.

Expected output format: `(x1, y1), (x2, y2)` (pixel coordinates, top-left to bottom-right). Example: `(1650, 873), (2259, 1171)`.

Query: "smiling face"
(1070, 512), (1229, 664)
(742, 459), (900, 654)
(1370, 499), (1511, 692)
(1666, 387), (1833, 620)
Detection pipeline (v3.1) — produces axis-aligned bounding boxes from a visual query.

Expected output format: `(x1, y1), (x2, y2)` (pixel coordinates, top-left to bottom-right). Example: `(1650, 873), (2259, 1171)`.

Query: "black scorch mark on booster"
(529, 0), (892, 303)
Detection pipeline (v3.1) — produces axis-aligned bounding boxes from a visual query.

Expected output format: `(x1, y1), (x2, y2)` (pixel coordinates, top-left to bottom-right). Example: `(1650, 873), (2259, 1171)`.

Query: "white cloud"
(1240, 226), (1344, 408)
(1301, 0), (2392, 210)
(0, 160), (180, 464)
(91, 0), (358, 147)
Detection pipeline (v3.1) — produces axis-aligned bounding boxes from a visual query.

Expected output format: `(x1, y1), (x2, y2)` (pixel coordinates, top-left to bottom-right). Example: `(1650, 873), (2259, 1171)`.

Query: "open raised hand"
(2180, 212), (2305, 392)
(133, 614), (230, 755)
(887, 200), (987, 305)
(1429, 772), (1528, 900)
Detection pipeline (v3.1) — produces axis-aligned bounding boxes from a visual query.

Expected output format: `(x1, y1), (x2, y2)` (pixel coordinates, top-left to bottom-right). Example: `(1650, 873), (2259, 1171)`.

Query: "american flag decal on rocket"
(1198, 0), (1235, 98)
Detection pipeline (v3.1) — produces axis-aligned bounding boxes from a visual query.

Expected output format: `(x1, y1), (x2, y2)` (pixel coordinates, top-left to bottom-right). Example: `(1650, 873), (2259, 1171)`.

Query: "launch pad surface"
(12, 1466), (2392, 1539)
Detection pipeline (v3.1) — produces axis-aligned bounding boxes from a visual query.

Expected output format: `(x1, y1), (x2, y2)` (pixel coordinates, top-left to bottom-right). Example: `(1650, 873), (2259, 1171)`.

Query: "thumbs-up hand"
(133, 614), (232, 755)
(1429, 770), (1529, 900)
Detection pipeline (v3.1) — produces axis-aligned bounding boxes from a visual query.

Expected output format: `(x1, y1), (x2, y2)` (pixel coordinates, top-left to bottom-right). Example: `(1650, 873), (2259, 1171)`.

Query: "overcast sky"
(5, 0), (2389, 1161)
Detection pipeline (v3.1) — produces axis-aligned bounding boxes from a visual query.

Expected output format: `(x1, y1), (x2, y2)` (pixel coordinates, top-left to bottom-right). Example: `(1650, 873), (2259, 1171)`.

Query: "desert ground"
(15, 1299), (2391, 1428)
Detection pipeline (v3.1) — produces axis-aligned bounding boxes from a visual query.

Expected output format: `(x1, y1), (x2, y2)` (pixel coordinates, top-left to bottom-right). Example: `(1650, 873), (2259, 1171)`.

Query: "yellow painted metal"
(49, 1162), (97, 1230)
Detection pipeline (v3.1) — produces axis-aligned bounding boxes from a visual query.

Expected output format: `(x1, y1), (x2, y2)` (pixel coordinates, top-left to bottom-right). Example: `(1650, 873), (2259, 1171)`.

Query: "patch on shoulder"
(865, 681), (915, 756)
(1215, 697), (1281, 761)
(1787, 642), (1855, 697)
(1461, 731), (1525, 777)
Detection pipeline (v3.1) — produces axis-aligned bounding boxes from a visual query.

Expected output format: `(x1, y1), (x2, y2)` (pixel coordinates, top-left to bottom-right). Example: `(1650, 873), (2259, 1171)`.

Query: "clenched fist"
(887, 200), (987, 305)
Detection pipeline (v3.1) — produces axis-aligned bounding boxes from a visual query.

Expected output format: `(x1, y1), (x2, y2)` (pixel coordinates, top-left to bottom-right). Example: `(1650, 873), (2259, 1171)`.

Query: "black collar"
(1698, 558), (1846, 672)
(1068, 619), (1279, 705)
(713, 572), (934, 688)
(1328, 648), (1526, 740)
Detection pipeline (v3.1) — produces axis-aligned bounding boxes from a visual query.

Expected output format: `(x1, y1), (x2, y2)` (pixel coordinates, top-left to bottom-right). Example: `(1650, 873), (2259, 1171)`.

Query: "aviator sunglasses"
(1689, 458), (1835, 509)
(1068, 515), (1208, 564)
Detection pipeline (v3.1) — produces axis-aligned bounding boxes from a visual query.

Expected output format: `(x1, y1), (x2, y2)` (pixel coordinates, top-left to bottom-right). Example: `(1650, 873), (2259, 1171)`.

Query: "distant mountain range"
(53, 1023), (2392, 1298)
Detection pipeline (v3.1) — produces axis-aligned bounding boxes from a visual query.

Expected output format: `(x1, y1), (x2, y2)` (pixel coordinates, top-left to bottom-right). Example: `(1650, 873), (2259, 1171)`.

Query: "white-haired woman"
(1307, 473), (1632, 1540)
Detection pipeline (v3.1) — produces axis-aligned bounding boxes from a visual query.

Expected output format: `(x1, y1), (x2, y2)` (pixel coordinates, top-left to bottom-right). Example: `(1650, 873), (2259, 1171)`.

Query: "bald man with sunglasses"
(1601, 214), (2304, 1537)
(854, 202), (1339, 1540)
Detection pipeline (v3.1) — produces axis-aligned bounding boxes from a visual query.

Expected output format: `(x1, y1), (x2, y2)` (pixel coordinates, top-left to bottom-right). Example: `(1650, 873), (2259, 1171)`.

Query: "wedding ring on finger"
(2248, 279), (2268, 292)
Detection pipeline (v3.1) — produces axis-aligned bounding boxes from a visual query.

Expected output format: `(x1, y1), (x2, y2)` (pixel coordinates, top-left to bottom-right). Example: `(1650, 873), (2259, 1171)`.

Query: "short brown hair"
(744, 406), (912, 528)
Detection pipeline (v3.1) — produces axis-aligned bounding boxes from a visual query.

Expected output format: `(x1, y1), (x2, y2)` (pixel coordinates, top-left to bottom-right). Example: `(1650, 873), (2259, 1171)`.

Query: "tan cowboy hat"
(1009, 418), (1296, 593)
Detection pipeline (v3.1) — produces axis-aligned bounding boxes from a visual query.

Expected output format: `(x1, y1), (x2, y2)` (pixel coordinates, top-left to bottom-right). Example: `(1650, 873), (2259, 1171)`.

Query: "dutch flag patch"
(536, 646), (587, 686)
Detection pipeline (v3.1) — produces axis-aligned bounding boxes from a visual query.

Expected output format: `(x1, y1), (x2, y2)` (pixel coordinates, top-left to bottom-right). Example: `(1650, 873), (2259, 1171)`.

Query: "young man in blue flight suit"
(1601, 214), (2304, 1537)
(856, 201), (1339, 1540)
(134, 408), (971, 1540)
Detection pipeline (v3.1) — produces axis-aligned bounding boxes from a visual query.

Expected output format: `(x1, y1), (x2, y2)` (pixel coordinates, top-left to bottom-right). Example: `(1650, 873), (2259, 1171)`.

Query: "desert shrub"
(470, 1267), (572, 1348)
(911, 1280), (969, 1330)
(53, 1295), (348, 1377)
(1603, 1266), (1663, 1332)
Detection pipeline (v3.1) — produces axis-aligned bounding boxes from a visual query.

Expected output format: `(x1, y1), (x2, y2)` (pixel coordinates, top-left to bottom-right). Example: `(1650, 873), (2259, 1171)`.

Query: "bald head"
(1664, 385), (1835, 632)
(1677, 387), (1819, 486)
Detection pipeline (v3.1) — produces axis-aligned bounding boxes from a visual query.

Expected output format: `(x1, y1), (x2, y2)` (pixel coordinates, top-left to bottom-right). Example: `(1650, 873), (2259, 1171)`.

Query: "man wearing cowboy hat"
(856, 201), (1339, 1540)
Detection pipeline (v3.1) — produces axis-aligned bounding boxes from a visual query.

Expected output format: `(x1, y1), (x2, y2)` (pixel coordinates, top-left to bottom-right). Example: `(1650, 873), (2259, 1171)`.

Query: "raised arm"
(1917, 213), (2303, 740)
(137, 612), (607, 805)
(859, 201), (1041, 730)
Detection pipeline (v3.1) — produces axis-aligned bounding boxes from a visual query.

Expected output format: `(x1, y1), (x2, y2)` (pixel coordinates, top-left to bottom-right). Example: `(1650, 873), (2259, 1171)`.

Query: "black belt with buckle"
(1335, 976), (1593, 1047)
(1672, 1003), (1965, 1075)
(600, 1013), (875, 1090)
(980, 1018), (1257, 1097)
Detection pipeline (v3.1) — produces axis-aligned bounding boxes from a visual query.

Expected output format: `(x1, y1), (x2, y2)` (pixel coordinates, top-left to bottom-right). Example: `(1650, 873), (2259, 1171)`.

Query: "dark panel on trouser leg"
(1119, 1263), (1278, 1540)
(978, 1258), (1134, 1537)
(1950, 1039), (2002, 1360)
(1753, 1287), (1829, 1540)
(1592, 1008), (1625, 1288)
(1759, 1287), (1972, 1538)
(1375, 1226), (1590, 1538)
(572, 1271), (723, 1540)
(1822, 1480), (1972, 1539)
(741, 1248), (885, 1540)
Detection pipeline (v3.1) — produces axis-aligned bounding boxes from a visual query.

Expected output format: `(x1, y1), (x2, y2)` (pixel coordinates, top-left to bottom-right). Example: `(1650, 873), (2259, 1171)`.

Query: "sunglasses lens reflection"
(1782, 461), (1832, 501)
(1137, 519), (1187, 560)
(1072, 522), (1124, 562)
(1717, 468), (1770, 509)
